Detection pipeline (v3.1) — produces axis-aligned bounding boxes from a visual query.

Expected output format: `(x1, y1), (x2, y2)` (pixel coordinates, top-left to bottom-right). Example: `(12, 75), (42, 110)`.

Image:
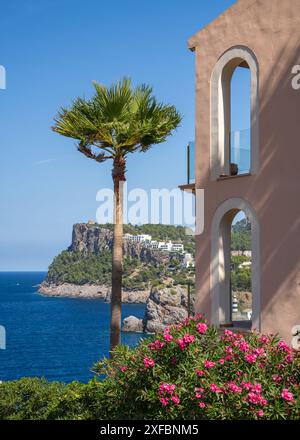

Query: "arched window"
(210, 47), (259, 180)
(211, 198), (260, 331)
(230, 65), (251, 175)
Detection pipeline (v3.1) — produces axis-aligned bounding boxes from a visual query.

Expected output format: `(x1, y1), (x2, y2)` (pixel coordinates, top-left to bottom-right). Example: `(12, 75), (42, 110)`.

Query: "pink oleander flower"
(199, 402), (206, 409)
(245, 353), (257, 364)
(259, 335), (270, 344)
(224, 329), (234, 337)
(120, 365), (128, 372)
(163, 331), (173, 342)
(171, 395), (180, 405)
(177, 334), (195, 350)
(253, 347), (265, 356)
(210, 384), (222, 393)
(177, 338), (187, 350)
(252, 383), (262, 394)
(238, 341), (250, 352)
(196, 323), (208, 334)
(143, 356), (155, 368)
(204, 360), (215, 369)
(219, 358), (225, 365)
(285, 354), (294, 363)
(277, 340), (291, 352)
(159, 383), (176, 396)
(163, 327), (173, 339)
(281, 388), (294, 402)
(149, 340), (165, 350)
(241, 382), (252, 391)
(225, 355), (233, 361)
(183, 334), (195, 344)
(160, 397), (169, 406)
(227, 382), (242, 394)
(195, 369), (205, 377)
(225, 346), (233, 354)
(247, 392), (267, 406)
(257, 410), (264, 418)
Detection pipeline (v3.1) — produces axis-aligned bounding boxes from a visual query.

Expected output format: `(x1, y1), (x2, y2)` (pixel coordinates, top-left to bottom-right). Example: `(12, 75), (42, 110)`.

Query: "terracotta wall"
(190, 0), (300, 342)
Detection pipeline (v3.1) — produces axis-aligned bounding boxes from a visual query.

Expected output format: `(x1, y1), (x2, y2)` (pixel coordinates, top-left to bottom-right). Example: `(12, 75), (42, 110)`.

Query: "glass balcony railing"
(187, 141), (195, 185)
(230, 128), (251, 175)
(185, 130), (250, 184)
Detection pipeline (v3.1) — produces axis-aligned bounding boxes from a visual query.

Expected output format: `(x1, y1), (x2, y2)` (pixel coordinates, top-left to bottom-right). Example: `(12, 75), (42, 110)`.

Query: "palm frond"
(52, 77), (182, 162)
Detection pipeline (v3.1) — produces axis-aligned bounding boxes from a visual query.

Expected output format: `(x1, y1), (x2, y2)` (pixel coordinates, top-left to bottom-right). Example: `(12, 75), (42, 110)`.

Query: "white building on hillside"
(124, 234), (152, 243)
(158, 241), (173, 252)
(123, 234), (184, 254)
(181, 253), (195, 268)
(171, 243), (184, 253)
(231, 250), (252, 258)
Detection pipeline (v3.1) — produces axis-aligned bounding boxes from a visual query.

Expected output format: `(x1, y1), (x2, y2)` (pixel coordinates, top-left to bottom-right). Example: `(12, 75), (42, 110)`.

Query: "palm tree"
(52, 78), (181, 354)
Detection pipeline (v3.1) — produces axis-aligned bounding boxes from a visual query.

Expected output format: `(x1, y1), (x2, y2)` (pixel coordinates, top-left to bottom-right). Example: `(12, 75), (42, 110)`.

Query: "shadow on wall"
(195, 33), (300, 334)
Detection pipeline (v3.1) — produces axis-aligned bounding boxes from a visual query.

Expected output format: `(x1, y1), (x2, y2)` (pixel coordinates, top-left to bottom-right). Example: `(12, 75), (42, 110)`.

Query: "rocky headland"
(38, 223), (196, 330)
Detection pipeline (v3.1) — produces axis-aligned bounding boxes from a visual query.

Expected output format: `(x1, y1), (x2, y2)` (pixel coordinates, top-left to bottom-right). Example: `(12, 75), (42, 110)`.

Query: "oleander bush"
(93, 316), (300, 420)
(0, 316), (299, 420)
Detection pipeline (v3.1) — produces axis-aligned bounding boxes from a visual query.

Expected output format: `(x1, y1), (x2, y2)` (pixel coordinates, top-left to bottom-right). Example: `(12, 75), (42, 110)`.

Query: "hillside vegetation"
(46, 222), (251, 291)
(47, 224), (195, 290)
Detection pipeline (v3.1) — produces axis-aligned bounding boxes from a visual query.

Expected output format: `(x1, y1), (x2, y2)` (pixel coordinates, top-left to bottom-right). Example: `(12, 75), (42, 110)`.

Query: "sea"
(0, 272), (146, 383)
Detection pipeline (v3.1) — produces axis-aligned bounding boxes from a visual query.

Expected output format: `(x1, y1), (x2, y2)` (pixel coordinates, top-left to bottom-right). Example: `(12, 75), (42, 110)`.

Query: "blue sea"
(0, 272), (146, 383)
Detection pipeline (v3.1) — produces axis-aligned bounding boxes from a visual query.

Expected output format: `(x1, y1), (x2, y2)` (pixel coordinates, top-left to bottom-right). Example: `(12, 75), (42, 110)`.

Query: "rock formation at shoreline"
(122, 285), (195, 333)
(38, 281), (150, 303)
(122, 316), (144, 333)
(39, 282), (194, 333)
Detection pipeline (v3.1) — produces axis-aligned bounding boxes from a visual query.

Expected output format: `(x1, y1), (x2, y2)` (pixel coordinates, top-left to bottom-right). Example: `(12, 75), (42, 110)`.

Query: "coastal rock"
(38, 282), (108, 299)
(38, 281), (150, 303)
(105, 289), (150, 304)
(143, 286), (193, 333)
(122, 316), (144, 333)
(122, 285), (195, 334)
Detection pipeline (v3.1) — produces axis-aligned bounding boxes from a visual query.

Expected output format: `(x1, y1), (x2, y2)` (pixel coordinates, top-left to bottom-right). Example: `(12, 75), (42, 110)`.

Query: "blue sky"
(0, 0), (241, 271)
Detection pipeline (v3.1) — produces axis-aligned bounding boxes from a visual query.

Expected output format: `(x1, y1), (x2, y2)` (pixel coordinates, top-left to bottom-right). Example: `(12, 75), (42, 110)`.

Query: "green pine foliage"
(231, 218), (251, 251)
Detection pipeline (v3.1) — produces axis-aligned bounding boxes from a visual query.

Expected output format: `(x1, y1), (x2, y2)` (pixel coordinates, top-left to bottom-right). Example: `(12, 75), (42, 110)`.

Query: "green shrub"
(0, 378), (90, 420)
(1, 318), (299, 420)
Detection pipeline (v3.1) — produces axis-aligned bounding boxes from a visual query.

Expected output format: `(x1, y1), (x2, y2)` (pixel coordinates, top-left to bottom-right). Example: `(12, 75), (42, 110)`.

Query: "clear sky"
(0, 0), (240, 271)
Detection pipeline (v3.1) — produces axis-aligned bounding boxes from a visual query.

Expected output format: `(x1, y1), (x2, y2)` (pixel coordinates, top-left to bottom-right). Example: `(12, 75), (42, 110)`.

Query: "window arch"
(210, 198), (260, 331)
(210, 46), (259, 179)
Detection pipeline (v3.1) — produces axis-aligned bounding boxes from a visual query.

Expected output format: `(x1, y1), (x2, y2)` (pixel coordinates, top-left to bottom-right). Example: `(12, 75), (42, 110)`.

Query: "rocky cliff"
(70, 223), (170, 266)
(40, 223), (193, 303)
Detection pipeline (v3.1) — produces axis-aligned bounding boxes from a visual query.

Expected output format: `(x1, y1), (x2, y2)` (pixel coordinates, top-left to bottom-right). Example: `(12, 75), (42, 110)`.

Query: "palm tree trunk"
(110, 155), (126, 355)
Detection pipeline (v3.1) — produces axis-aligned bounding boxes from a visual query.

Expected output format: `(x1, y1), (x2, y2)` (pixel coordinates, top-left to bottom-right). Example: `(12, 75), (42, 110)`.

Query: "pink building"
(182, 0), (300, 343)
